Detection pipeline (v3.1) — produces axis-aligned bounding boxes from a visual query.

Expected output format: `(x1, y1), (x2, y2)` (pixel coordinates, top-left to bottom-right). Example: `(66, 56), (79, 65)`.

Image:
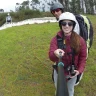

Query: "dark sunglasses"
(52, 8), (61, 13)
(61, 21), (73, 26)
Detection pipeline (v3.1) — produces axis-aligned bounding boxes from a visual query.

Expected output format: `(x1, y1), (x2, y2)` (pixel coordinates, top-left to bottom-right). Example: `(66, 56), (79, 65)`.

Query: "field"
(0, 15), (96, 96)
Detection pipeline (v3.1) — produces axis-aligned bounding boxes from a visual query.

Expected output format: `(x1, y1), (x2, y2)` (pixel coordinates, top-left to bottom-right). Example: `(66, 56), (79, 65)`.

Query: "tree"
(58, 0), (96, 14)
(30, 0), (40, 10)
(89, 0), (95, 14)
(80, 0), (85, 13)
(69, 0), (77, 14)
(15, 0), (96, 14)
(0, 9), (4, 13)
(15, 3), (22, 11)
(21, 0), (30, 9)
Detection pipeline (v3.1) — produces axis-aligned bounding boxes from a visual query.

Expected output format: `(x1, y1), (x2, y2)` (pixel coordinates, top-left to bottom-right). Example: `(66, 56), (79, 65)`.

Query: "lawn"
(0, 15), (96, 96)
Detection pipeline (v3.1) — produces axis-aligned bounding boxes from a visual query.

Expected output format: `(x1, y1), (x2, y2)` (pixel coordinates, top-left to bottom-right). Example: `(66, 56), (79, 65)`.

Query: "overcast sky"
(0, 0), (24, 12)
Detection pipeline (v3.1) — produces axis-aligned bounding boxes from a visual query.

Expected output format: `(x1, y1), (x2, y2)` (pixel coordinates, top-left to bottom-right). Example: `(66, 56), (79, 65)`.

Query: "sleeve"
(49, 37), (58, 62)
(77, 37), (87, 73)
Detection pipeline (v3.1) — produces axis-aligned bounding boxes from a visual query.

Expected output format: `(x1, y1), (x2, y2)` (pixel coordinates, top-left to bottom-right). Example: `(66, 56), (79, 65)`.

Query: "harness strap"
(57, 34), (75, 66)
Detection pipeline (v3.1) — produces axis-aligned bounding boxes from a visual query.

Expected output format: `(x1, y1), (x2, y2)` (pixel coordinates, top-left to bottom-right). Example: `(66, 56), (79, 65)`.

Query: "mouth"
(54, 14), (59, 18)
(64, 28), (69, 31)
(64, 29), (70, 33)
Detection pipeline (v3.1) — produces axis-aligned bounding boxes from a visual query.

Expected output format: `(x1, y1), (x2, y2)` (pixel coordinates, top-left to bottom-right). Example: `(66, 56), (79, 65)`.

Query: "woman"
(49, 12), (87, 96)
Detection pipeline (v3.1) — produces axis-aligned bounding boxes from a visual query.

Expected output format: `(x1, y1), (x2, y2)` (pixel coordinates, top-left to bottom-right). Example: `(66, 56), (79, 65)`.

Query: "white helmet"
(59, 12), (76, 23)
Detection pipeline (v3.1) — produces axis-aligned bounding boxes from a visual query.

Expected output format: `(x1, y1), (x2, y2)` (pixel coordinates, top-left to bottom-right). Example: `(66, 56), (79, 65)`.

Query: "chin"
(65, 31), (70, 33)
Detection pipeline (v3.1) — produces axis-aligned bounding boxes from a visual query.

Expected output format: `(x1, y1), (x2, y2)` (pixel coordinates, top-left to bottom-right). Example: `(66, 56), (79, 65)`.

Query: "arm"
(49, 37), (64, 62)
(70, 37), (87, 78)
(49, 37), (58, 62)
(77, 37), (87, 73)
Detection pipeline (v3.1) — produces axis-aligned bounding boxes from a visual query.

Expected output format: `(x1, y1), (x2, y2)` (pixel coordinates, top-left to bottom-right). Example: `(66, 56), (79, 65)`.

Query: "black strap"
(57, 35), (75, 66)
(57, 34), (66, 49)
(71, 48), (75, 65)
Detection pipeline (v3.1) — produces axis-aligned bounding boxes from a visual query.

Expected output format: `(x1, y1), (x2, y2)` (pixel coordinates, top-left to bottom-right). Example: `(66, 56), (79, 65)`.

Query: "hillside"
(0, 15), (96, 96)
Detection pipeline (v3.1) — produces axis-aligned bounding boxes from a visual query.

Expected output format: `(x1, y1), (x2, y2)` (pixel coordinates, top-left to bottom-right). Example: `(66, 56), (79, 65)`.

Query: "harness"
(52, 33), (76, 81)
(57, 34), (75, 67)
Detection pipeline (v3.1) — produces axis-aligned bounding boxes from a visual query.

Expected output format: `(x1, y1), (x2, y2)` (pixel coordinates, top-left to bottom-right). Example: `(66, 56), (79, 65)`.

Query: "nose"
(53, 11), (57, 14)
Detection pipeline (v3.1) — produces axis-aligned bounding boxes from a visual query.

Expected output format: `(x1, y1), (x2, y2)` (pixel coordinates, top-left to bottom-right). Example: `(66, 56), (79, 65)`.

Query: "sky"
(0, 0), (25, 12)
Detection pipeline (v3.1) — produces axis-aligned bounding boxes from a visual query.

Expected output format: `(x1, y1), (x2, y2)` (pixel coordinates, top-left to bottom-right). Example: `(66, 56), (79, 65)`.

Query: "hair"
(51, 8), (64, 13)
(59, 8), (64, 13)
(70, 32), (81, 54)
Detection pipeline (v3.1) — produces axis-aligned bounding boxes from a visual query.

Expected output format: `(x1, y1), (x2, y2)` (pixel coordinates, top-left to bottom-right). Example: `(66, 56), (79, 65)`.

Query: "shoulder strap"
(57, 34), (66, 49)
(71, 48), (75, 65)
(57, 34), (75, 65)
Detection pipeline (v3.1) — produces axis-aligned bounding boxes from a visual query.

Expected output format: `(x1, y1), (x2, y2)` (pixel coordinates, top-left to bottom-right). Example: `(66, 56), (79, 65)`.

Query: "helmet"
(50, 2), (64, 12)
(59, 12), (76, 29)
(59, 12), (76, 23)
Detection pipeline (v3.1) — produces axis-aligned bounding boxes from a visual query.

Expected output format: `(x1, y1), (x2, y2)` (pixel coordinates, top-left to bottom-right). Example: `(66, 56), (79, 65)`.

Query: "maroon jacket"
(49, 31), (87, 75)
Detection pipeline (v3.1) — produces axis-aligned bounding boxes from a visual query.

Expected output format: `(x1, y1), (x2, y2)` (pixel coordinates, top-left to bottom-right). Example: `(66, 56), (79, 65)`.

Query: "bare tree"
(89, 0), (95, 14)
(58, 0), (96, 14)
(15, 0), (96, 14)
(80, 0), (85, 13)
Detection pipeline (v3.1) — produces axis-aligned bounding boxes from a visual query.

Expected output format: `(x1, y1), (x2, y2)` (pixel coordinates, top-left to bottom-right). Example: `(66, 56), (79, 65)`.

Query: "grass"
(0, 15), (96, 96)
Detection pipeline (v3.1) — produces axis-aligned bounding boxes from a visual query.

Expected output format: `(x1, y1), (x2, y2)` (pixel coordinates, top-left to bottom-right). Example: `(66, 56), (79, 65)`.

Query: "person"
(50, 2), (64, 20)
(50, 2), (85, 86)
(6, 13), (12, 24)
(49, 12), (87, 96)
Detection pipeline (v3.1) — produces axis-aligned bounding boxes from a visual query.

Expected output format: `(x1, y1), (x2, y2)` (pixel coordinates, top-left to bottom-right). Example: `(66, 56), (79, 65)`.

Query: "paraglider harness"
(52, 34), (76, 81)
(75, 14), (93, 51)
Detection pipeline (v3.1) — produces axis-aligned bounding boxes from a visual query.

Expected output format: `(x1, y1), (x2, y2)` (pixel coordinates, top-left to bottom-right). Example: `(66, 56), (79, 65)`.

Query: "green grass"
(0, 15), (96, 96)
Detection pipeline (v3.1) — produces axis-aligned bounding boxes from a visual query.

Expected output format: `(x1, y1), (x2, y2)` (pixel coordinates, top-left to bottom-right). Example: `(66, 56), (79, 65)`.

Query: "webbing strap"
(57, 35), (75, 66)
(57, 34), (66, 49)
(71, 48), (75, 65)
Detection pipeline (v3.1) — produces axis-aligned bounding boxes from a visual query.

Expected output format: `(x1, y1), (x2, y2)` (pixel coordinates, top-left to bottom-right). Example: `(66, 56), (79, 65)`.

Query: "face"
(61, 20), (74, 36)
(51, 8), (62, 19)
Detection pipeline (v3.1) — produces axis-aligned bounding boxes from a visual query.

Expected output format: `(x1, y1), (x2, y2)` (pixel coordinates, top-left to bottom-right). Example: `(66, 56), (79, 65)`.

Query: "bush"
(0, 13), (6, 26)
(0, 9), (53, 26)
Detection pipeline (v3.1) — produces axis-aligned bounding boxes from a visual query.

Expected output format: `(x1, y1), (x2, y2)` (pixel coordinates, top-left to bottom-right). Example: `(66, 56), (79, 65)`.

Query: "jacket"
(49, 31), (87, 75)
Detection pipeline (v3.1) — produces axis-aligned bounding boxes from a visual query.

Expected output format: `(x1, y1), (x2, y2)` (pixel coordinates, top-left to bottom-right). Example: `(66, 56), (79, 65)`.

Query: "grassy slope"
(0, 15), (96, 96)
(75, 15), (96, 96)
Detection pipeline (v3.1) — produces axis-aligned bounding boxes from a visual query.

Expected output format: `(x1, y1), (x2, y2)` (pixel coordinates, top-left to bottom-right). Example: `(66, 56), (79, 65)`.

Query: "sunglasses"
(61, 21), (73, 26)
(52, 8), (61, 13)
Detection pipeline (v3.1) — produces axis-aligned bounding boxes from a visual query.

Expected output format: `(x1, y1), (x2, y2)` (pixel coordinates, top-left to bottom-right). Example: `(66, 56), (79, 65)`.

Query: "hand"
(70, 70), (80, 78)
(54, 49), (65, 58)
